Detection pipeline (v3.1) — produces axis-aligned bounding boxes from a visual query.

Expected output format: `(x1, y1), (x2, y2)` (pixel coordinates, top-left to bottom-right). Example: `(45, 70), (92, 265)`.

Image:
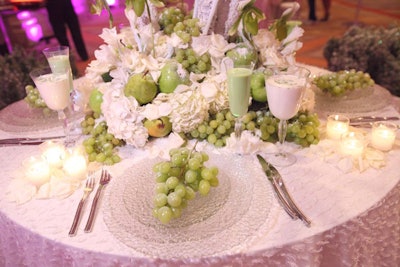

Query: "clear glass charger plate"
(103, 150), (276, 259)
(313, 84), (392, 117)
(0, 100), (81, 133)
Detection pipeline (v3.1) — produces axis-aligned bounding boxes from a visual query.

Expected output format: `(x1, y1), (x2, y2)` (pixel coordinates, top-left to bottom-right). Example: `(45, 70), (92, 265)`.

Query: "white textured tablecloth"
(0, 96), (399, 266)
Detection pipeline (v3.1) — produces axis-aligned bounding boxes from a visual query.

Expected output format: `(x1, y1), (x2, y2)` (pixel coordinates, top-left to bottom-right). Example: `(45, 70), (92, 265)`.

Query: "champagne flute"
(265, 65), (310, 166)
(30, 67), (73, 146)
(225, 60), (254, 140)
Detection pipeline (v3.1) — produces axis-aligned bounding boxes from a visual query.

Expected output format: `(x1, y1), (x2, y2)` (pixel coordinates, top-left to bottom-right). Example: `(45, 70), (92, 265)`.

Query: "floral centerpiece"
(75, 0), (319, 164)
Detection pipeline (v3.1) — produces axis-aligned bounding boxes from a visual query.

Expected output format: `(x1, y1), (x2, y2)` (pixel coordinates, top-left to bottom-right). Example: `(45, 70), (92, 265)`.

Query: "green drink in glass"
(226, 65), (253, 139)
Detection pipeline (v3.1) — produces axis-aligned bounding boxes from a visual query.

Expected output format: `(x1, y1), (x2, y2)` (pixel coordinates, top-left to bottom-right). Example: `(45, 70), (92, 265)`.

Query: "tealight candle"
(24, 157), (51, 187)
(41, 141), (66, 168)
(340, 132), (365, 157)
(371, 122), (397, 151)
(63, 148), (88, 179)
(326, 114), (350, 140)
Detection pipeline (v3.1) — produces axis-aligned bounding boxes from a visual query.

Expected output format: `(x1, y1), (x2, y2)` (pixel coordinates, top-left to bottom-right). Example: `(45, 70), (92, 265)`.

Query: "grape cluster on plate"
(152, 147), (219, 224)
(187, 109), (320, 148)
(313, 69), (375, 96)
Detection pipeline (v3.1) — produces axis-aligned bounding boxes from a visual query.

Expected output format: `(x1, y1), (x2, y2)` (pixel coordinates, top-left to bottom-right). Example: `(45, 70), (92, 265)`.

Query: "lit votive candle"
(63, 148), (88, 179)
(326, 114), (350, 140)
(41, 141), (66, 168)
(24, 157), (51, 187)
(371, 121), (397, 151)
(340, 132), (365, 157)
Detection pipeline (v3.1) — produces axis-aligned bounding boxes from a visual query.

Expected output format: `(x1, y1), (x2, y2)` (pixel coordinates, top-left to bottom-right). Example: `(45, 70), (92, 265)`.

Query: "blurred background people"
(45, 0), (89, 61)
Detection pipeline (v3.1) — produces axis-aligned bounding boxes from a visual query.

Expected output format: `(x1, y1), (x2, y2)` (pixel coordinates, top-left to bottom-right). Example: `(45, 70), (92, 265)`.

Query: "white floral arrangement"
(84, 0), (306, 148)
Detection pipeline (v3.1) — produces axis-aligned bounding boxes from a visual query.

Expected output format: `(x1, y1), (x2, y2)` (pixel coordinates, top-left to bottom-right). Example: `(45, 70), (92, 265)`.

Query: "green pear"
(158, 62), (189, 94)
(144, 116), (173, 137)
(124, 73), (158, 105)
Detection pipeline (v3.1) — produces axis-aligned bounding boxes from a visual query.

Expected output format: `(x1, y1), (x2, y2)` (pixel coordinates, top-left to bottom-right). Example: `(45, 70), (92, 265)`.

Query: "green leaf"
(244, 12), (258, 35)
(228, 15), (243, 36)
(133, 0), (146, 17)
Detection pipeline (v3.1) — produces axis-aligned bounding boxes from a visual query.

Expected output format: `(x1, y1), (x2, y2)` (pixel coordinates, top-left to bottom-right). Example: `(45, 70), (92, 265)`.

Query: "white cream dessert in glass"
(265, 74), (306, 120)
(34, 72), (71, 111)
(265, 66), (310, 167)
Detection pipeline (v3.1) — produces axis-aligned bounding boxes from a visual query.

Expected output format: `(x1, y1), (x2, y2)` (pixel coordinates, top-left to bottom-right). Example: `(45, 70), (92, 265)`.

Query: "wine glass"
(265, 65), (310, 166)
(225, 60), (254, 140)
(30, 67), (74, 146)
(42, 46), (73, 91)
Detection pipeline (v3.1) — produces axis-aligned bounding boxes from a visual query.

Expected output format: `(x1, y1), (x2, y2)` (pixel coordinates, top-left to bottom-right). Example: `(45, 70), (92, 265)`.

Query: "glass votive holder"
(23, 156), (51, 187)
(326, 114), (350, 140)
(340, 131), (365, 158)
(63, 147), (88, 180)
(40, 141), (66, 168)
(370, 121), (397, 151)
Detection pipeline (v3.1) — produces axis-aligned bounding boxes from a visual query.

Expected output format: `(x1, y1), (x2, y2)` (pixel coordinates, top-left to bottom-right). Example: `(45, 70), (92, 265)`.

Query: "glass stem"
(57, 110), (71, 146)
(234, 117), (242, 139)
(278, 119), (287, 145)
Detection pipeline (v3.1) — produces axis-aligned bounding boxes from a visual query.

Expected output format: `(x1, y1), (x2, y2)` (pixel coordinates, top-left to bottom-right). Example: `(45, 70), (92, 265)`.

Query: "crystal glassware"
(30, 67), (74, 146)
(225, 59), (254, 140)
(265, 65), (311, 166)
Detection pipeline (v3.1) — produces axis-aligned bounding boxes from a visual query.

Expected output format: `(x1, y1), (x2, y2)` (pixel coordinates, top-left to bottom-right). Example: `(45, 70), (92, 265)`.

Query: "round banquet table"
(0, 69), (399, 267)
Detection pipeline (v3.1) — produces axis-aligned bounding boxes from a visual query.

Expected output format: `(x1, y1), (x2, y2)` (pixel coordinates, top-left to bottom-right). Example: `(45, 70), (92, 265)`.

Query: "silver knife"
(257, 154), (311, 227)
(349, 116), (399, 123)
(0, 136), (65, 146)
(257, 154), (298, 220)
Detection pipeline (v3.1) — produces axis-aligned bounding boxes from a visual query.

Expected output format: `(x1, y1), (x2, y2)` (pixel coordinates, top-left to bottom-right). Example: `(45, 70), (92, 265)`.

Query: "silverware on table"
(349, 116), (399, 124)
(257, 154), (311, 227)
(0, 136), (65, 146)
(257, 155), (298, 220)
(84, 169), (111, 233)
(69, 174), (95, 236)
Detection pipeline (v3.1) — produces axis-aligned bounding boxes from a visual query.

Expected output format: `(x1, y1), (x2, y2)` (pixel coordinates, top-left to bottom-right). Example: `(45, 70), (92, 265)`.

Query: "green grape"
(155, 183), (169, 194)
(199, 180), (211, 195)
(154, 193), (168, 207)
(167, 192), (182, 207)
(166, 176), (180, 189)
(157, 206), (172, 224)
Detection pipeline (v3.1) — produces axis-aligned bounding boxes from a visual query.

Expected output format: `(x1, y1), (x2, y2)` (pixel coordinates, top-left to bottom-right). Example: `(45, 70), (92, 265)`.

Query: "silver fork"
(69, 173), (95, 236)
(84, 169), (111, 232)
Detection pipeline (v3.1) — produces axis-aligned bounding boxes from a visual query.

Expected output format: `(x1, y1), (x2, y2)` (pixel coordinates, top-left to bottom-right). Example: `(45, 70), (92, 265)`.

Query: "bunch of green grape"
(188, 109), (236, 147)
(158, 7), (185, 35)
(313, 69), (375, 96)
(80, 112), (124, 165)
(24, 85), (51, 113)
(187, 109), (320, 148)
(152, 147), (219, 224)
(173, 18), (201, 43)
(286, 111), (320, 147)
(174, 48), (211, 74)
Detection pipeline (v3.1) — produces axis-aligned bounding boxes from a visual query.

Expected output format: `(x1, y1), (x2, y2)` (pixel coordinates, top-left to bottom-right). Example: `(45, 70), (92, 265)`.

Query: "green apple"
(250, 72), (267, 102)
(88, 88), (103, 114)
(158, 62), (189, 94)
(144, 116), (173, 137)
(124, 73), (158, 105)
(226, 44), (258, 66)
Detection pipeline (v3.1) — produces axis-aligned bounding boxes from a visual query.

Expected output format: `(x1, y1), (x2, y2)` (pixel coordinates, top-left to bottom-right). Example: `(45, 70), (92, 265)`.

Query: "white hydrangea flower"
(101, 82), (149, 148)
(168, 85), (209, 133)
(198, 73), (229, 113)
